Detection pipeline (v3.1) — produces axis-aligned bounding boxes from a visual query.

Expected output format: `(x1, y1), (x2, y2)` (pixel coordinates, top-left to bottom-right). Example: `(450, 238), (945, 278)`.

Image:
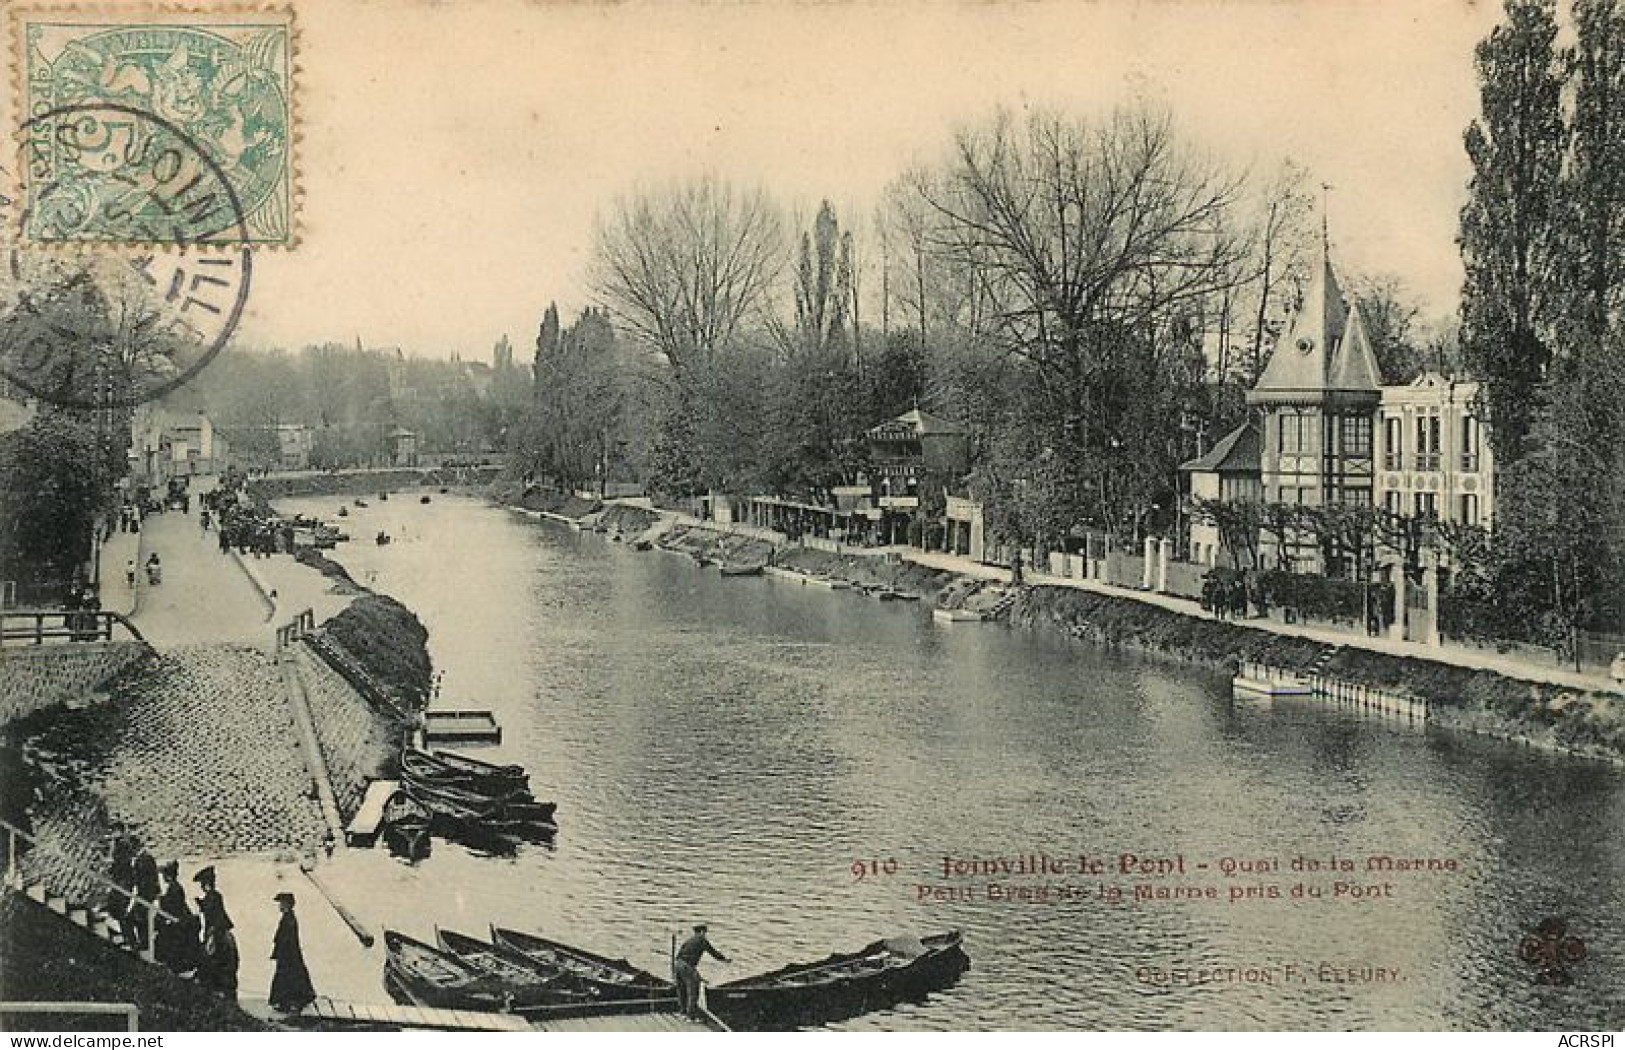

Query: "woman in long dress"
(193, 867), (239, 996)
(269, 892), (316, 1013)
(154, 861), (199, 974)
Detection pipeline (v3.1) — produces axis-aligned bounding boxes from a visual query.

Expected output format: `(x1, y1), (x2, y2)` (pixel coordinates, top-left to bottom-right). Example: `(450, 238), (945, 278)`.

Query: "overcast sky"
(230, 0), (1503, 359)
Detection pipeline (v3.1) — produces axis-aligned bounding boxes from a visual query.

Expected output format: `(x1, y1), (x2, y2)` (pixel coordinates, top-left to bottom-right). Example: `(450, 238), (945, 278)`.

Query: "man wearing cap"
(673, 923), (729, 1018)
(194, 867), (239, 996)
(269, 892), (317, 1013)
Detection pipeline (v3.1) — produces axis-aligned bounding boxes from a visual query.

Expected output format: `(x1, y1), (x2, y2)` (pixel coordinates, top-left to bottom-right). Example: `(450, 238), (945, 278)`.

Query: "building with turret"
(1183, 241), (1495, 577)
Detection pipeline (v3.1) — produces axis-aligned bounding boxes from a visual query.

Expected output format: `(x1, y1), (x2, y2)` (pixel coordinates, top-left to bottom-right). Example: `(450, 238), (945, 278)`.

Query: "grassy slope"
(0, 895), (269, 1032)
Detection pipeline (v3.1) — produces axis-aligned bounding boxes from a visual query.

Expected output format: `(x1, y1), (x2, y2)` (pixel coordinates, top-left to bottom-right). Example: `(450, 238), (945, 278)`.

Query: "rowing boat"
(706, 931), (969, 1031)
(400, 750), (527, 797)
(434, 929), (592, 1007)
(382, 930), (512, 1012)
(490, 927), (672, 1000)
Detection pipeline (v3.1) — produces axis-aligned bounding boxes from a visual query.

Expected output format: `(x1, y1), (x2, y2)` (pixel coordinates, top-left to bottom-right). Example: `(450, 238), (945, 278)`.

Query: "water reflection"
(282, 496), (1625, 1030)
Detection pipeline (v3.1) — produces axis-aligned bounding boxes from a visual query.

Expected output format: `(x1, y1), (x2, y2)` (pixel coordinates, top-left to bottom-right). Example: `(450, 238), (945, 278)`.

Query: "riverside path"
(128, 511), (275, 649)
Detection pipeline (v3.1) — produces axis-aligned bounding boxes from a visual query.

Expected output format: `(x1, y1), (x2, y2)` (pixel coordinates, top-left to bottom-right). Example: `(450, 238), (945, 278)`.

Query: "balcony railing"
(1412, 453), (1441, 472)
(1459, 453), (1479, 472)
(1383, 453), (1403, 471)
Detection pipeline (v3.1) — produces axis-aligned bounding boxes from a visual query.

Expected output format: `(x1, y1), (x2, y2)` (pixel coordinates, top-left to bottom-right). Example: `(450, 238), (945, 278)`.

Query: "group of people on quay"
(1200, 570), (1266, 621)
(105, 838), (317, 1013)
(199, 482), (296, 558)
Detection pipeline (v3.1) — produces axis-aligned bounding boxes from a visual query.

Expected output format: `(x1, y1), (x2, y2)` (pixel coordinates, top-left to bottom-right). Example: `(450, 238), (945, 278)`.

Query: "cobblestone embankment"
(658, 523), (776, 567)
(0, 642), (152, 725)
(1008, 584), (1625, 764)
(775, 547), (963, 599)
(8, 644), (327, 903)
(292, 644), (398, 818)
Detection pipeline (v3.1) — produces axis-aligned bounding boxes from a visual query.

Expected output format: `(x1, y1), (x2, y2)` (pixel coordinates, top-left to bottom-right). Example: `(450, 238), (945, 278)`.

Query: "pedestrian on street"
(269, 892), (317, 1013)
(672, 923), (729, 1018)
(194, 866), (239, 996)
(125, 558), (137, 591)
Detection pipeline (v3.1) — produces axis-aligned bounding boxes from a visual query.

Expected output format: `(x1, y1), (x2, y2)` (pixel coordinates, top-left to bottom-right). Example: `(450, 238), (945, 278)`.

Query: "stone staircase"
(2, 818), (167, 964)
(1305, 644), (1344, 677)
(985, 590), (1020, 620)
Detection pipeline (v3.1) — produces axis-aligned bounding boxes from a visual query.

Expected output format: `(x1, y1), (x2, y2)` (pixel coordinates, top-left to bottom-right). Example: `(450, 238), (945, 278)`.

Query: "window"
(1384, 490), (1403, 517)
(1279, 411), (1319, 454)
(1341, 487), (1372, 507)
(1280, 414), (1301, 453)
(1341, 416), (1372, 457)
(1461, 415), (1480, 471)
(1384, 416), (1403, 470)
(1414, 412), (1441, 471)
(1414, 492), (1437, 520)
(1458, 493), (1479, 526)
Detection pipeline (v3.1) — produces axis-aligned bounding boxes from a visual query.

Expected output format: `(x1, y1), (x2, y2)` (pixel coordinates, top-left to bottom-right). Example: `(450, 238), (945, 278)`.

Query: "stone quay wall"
(0, 642), (153, 725)
(293, 644), (398, 818)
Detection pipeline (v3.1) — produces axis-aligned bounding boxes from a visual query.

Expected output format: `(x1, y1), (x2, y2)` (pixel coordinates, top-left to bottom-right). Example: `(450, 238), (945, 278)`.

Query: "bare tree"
(911, 104), (1250, 533)
(591, 174), (785, 377)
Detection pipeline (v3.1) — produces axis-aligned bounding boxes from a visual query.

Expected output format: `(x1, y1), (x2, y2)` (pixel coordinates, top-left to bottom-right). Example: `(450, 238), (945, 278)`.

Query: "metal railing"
(1, 817), (178, 965)
(1412, 453), (1441, 472)
(0, 609), (146, 647)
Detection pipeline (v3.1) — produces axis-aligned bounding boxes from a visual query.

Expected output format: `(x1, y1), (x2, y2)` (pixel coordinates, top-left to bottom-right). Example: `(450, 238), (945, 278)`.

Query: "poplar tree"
(1459, 0), (1567, 463)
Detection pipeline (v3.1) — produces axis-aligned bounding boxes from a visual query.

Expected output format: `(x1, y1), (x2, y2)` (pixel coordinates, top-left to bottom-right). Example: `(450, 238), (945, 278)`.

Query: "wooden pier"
(344, 779), (400, 846)
(422, 710), (502, 745)
(246, 997), (531, 1031)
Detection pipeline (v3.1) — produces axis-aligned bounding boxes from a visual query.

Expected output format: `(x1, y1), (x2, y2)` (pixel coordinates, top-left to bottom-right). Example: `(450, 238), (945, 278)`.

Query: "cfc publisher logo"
(1519, 917), (1587, 986)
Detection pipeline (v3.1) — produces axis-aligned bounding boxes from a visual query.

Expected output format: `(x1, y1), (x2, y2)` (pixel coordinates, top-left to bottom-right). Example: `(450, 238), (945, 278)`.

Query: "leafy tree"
(1460, 0), (1567, 462)
(0, 409), (125, 596)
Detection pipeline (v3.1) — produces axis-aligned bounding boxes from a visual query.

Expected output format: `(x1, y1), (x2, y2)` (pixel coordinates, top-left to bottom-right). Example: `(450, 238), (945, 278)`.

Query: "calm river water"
(284, 494), (1625, 1030)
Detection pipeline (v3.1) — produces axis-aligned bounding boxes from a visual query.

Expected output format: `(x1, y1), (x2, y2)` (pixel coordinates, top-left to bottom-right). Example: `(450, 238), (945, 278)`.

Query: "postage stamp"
(11, 7), (295, 246)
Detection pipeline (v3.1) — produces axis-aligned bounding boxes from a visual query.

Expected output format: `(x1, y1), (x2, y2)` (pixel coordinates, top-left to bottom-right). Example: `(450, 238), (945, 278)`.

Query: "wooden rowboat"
(490, 927), (672, 1000)
(706, 930), (969, 1031)
(383, 930), (511, 1012)
(434, 929), (591, 1007)
(401, 750), (528, 797)
(718, 564), (764, 577)
(401, 778), (509, 820)
(432, 750), (528, 788)
(381, 790), (430, 833)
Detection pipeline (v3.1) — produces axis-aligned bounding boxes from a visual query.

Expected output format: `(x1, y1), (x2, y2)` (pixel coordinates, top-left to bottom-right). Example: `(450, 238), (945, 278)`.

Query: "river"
(283, 494), (1625, 1030)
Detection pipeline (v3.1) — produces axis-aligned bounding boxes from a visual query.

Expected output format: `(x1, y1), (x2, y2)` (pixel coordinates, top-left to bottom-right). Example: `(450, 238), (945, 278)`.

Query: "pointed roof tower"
(1246, 239), (1380, 407)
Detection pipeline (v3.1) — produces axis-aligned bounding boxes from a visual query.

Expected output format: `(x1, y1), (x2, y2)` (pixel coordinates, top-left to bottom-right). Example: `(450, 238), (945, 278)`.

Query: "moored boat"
(490, 927), (672, 1000)
(431, 750), (529, 788)
(382, 790), (430, 832)
(434, 929), (590, 1007)
(401, 752), (528, 801)
(718, 563), (764, 577)
(706, 931), (969, 1031)
(383, 930), (512, 1012)
(402, 777), (510, 820)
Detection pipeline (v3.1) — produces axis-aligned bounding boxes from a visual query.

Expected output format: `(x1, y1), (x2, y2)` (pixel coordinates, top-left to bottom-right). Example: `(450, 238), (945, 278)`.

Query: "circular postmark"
(1, 102), (252, 409)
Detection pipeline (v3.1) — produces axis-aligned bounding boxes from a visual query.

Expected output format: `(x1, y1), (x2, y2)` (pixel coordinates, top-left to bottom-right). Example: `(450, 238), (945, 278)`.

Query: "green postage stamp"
(13, 7), (295, 246)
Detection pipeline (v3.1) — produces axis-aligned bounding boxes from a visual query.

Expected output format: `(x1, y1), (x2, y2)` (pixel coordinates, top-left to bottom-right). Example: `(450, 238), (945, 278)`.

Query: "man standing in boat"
(674, 923), (729, 1018)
